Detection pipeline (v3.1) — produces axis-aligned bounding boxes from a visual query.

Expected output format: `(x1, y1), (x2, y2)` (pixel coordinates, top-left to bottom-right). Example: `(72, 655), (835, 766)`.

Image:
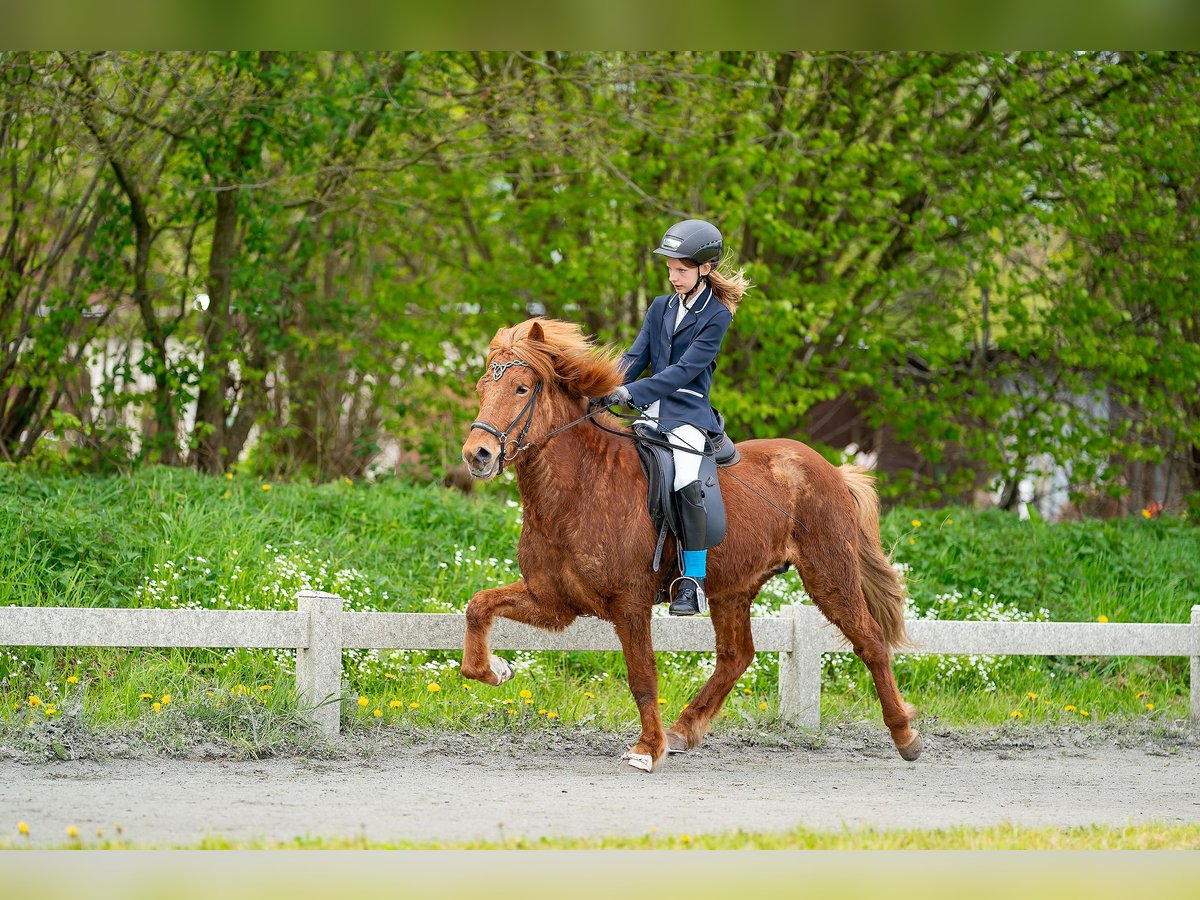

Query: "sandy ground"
(2, 725), (1199, 847)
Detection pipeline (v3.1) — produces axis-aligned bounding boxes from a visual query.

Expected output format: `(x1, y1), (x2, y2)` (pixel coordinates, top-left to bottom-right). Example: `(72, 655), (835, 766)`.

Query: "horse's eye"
(515, 385), (529, 395)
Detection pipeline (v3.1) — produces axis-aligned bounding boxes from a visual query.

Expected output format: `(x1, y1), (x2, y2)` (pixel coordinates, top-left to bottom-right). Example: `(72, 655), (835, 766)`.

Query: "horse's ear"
(527, 321), (545, 344)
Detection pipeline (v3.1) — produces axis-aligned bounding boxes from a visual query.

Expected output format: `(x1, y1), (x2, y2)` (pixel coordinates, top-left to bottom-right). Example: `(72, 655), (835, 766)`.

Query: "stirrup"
(668, 576), (707, 616)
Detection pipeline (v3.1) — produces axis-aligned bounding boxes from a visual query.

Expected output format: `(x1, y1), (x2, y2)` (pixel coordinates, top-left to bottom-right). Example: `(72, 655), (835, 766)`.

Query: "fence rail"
(3, 591), (1198, 739)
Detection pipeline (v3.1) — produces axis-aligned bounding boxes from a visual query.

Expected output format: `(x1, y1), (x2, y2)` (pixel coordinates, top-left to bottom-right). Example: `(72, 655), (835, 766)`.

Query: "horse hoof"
(666, 732), (690, 754)
(897, 732), (923, 762)
(621, 752), (655, 773)
(489, 655), (513, 685)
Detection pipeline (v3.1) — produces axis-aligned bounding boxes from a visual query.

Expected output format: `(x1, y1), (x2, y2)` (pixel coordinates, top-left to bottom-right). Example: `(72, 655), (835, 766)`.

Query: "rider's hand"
(593, 385), (631, 407)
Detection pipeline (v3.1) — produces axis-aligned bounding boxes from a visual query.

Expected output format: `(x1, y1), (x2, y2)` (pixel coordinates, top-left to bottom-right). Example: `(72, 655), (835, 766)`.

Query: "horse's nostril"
(475, 447), (493, 465)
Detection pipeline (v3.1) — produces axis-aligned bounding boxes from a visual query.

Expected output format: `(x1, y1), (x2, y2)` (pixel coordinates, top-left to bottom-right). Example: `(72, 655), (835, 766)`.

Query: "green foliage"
(1, 52), (1197, 506)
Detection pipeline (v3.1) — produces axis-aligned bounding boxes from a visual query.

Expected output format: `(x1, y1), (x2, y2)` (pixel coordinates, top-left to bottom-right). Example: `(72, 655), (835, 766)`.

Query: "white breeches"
(639, 401), (705, 491)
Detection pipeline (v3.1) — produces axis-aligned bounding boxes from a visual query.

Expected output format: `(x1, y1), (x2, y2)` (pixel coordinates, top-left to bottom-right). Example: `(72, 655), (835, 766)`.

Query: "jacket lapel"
(658, 297), (677, 365)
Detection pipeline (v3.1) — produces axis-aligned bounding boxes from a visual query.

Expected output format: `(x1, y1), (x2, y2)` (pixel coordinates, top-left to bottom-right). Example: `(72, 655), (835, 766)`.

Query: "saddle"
(632, 418), (740, 574)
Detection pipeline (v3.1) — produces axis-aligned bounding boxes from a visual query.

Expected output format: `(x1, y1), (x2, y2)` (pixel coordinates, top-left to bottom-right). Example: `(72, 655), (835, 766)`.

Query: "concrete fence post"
(1191, 606), (1200, 727)
(778, 603), (825, 729)
(296, 591), (344, 740)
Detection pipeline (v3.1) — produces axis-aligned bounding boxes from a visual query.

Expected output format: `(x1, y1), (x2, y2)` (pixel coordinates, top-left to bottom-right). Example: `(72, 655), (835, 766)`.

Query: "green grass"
(1, 465), (1197, 755)
(5, 822), (1199, 850)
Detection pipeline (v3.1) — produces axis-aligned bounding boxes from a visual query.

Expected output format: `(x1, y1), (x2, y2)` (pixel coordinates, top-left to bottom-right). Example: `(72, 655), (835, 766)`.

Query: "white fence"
(2, 591), (1198, 739)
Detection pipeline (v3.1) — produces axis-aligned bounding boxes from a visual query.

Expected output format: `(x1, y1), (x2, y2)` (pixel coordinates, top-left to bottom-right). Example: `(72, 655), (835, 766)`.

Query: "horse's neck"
(514, 419), (624, 526)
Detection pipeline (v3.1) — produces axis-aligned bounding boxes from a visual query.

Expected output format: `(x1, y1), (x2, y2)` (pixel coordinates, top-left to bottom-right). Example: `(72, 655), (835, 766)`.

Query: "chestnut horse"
(460, 318), (922, 772)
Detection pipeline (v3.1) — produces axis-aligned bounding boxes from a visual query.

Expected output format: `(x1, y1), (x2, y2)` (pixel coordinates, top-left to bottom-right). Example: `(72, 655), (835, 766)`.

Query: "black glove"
(593, 385), (631, 407)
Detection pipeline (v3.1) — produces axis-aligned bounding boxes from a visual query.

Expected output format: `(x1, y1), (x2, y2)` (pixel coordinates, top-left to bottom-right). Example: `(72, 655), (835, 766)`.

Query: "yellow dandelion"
(1026, 692), (1038, 701)
(206, 691), (215, 697)
(519, 689), (532, 699)
(502, 698), (513, 705)
(462, 684), (471, 691)
(1010, 710), (1023, 719)
(260, 684), (272, 692)
(506, 707), (516, 715)
(225, 472), (233, 480)
(44, 705), (57, 716)
(742, 688), (752, 695)
(343, 477), (353, 486)
(680, 834), (692, 845)
(222, 490), (232, 499)
(758, 702), (768, 711)
(538, 709), (547, 715)
(373, 709), (382, 718)
(1097, 615), (1109, 623)
(66, 825), (78, 838)
(657, 698), (667, 705)
(427, 683), (441, 693)
(908, 538), (916, 545)
(357, 696), (369, 707)
(547, 711), (558, 719)
(1136, 691), (1149, 699)
(139, 693), (153, 700)
(261, 484), (271, 491)
(1146, 703), (1155, 711)
(1063, 705), (1076, 712)
(152, 702), (161, 712)
(945, 518), (953, 525)
(911, 519), (921, 528)
(408, 701), (419, 709)
(1141, 508), (1152, 519)
(160, 694), (171, 705)
(1080, 710), (1090, 717)
(524, 699), (533, 705)
(27, 695), (41, 707)
(66, 675), (78, 684)
(384, 673), (396, 680)
(389, 700), (402, 709)
(18, 821), (29, 836)
(584, 691), (595, 699)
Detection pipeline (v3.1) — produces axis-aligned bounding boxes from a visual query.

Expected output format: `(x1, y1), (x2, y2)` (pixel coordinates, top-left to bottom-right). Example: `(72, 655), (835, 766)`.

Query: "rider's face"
(665, 258), (711, 295)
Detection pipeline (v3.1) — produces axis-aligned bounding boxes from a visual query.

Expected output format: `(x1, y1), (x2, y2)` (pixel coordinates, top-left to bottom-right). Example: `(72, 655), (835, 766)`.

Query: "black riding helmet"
(652, 219), (723, 265)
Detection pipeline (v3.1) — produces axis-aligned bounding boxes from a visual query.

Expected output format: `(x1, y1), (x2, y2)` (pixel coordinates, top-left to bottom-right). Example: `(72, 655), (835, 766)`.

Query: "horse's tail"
(840, 465), (911, 650)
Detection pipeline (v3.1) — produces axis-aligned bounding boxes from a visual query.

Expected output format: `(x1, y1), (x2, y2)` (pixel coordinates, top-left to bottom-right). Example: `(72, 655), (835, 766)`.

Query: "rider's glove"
(595, 385), (631, 407)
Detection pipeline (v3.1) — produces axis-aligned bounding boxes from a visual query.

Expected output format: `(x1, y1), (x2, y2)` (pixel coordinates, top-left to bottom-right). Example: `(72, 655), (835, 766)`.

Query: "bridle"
(469, 360), (543, 468)
(469, 358), (615, 471)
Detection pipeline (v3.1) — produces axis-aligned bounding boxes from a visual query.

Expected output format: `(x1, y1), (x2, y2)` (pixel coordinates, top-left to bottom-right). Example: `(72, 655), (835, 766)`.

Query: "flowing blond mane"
(487, 318), (625, 399)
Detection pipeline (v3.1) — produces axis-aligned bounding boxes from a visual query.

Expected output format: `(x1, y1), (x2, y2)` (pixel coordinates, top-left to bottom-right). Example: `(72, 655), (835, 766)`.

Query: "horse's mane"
(488, 318), (625, 399)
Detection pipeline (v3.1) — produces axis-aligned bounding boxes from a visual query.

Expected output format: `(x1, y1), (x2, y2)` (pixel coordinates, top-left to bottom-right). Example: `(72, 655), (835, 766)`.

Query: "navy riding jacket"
(619, 285), (732, 434)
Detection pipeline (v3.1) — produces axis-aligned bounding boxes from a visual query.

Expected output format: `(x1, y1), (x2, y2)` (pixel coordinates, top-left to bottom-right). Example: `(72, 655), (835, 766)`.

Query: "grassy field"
(4, 822), (1199, 850)
(1, 465), (1197, 755)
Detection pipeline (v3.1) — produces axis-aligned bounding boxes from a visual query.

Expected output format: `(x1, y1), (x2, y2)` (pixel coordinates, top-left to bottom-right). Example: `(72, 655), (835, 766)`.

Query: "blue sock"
(682, 550), (707, 579)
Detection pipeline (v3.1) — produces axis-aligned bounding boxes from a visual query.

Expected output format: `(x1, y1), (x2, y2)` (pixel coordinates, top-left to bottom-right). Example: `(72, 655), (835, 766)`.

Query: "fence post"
(296, 591), (343, 740)
(778, 603), (825, 729)
(1191, 606), (1200, 727)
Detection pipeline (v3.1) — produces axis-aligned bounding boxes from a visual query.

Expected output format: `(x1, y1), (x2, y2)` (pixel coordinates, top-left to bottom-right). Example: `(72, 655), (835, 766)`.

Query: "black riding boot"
(670, 480), (708, 616)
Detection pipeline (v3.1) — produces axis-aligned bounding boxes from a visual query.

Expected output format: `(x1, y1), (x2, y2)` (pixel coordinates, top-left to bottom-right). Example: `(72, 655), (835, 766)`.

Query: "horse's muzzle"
(462, 444), (498, 480)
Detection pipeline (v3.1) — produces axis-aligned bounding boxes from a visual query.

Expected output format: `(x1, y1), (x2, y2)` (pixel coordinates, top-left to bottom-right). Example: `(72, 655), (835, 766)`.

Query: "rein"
(468, 358), (804, 530)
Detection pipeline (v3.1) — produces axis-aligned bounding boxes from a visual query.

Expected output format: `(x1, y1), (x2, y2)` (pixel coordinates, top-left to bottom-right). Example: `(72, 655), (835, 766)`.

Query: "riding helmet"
(652, 219), (723, 265)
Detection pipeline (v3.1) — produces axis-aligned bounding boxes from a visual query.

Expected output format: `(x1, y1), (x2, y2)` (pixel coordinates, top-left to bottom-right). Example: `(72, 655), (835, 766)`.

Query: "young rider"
(599, 219), (750, 615)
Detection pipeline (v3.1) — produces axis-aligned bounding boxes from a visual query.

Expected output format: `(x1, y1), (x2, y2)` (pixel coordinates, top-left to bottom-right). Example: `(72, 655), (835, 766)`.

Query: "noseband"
(469, 359), (543, 468)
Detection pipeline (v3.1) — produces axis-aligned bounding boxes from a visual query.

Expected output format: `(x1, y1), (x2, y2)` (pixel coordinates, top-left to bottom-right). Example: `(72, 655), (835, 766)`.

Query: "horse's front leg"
(611, 608), (667, 773)
(461, 580), (576, 686)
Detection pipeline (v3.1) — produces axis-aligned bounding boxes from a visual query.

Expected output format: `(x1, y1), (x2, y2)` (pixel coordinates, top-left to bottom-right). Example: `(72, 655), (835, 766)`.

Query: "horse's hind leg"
(797, 559), (921, 760)
(666, 591), (755, 752)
